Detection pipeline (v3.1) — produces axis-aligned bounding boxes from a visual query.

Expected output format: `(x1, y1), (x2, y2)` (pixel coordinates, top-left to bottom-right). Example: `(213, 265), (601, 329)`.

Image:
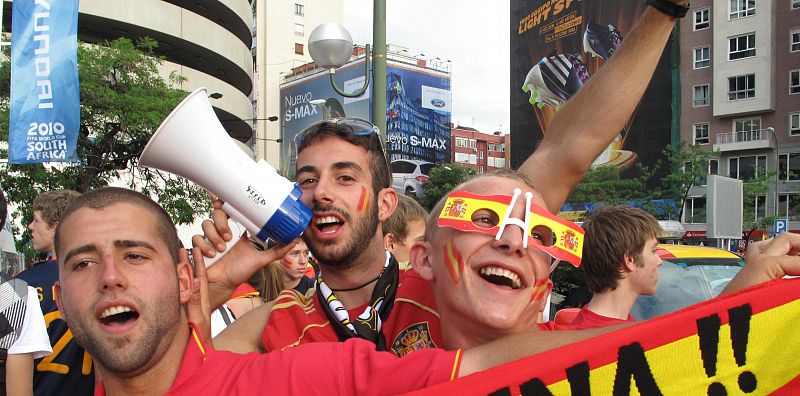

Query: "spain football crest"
(391, 322), (437, 357)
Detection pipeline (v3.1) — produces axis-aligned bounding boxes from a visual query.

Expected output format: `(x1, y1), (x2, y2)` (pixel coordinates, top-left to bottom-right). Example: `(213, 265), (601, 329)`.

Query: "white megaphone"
(140, 88), (312, 257)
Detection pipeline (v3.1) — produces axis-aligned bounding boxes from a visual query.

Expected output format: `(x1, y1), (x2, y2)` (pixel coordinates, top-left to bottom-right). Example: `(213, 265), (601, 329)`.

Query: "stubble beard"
(306, 201), (379, 271)
(67, 289), (182, 376)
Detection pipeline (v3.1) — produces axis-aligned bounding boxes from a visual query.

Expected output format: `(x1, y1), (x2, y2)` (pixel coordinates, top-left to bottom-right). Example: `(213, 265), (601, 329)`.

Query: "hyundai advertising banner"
(280, 58), (451, 183)
(510, 0), (674, 180)
(9, 0), (80, 164)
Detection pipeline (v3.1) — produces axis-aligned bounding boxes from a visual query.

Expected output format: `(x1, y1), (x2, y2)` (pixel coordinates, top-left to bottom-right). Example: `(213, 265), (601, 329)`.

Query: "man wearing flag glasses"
(410, 172), (586, 349)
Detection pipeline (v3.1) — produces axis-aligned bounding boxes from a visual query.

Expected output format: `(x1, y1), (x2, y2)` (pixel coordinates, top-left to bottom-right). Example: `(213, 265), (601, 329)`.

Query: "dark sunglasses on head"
(293, 117), (379, 144)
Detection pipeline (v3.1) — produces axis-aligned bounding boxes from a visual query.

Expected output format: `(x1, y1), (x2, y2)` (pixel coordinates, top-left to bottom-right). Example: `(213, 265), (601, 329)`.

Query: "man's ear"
(376, 187), (398, 223)
(537, 280), (554, 313)
(623, 253), (637, 273)
(384, 232), (395, 251)
(177, 249), (193, 304)
(409, 241), (435, 281)
(54, 281), (67, 322)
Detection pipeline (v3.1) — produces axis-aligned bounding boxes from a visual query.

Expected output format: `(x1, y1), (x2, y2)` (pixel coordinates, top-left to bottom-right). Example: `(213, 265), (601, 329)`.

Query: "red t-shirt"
(95, 325), (461, 396)
(262, 267), (443, 356)
(569, 306), (635, 329)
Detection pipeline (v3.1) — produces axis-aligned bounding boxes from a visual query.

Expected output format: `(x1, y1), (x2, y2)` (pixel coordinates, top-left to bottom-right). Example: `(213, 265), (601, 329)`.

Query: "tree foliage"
(418, 164), (475, 210)
(1, 38), (210, 251)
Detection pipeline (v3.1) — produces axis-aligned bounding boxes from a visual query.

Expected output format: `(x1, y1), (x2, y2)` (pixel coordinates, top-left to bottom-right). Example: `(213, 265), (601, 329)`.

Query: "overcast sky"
(343, 1), (510, 134)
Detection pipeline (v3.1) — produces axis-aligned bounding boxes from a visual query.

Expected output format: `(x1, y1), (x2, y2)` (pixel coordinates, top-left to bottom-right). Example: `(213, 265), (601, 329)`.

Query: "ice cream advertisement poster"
(509, 0), (674, 184)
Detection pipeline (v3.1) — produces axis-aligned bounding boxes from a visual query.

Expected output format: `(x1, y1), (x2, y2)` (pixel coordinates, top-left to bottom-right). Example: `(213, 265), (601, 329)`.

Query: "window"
(495, 158), (506, 168)
(294, 23), (304, 36)
(469, 154), (477, 165)
(791, 70), (800, 94)
(693, 84), (710, 107)
(734, 117), (761, 132)
(479, 150), (484, 159)
(294, 43), (304, 55)
(791, 29), (800, 52)
(778, 194), (800, 221)
(294, 3), (304, 16)
(728, 74), (755, 100)
(684, 158), (718, 185)
(694, 123), (710, 144)
(728, 33), (756, 60)
(694, 46), (710, 69)
(779, 153), (800, 181)
(478, 166), (485, 174)
(729, 0), (755, 19)
(455, 137), (469, 147)
(468, 139), (477, 149)
(694, 8), (710, 30)
(684, 197), (706, 224)
(729, 155), (766, 180)
(754, 195), (767, 222)
(455, 152), (470, 163)
(791, 113), (800, 136)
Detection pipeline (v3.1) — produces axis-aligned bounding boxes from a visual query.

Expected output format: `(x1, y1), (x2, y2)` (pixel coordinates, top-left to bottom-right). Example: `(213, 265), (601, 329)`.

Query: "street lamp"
(308, 0), (387, 141)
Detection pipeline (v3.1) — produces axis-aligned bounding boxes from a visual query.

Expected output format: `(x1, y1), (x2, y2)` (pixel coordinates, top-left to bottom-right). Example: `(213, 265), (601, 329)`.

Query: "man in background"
(571, 205), (663, 328)
(16, 190), (94, 395)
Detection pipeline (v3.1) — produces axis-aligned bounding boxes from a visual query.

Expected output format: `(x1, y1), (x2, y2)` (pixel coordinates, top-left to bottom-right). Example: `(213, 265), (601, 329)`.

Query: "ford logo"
(430, 98), (446, 108)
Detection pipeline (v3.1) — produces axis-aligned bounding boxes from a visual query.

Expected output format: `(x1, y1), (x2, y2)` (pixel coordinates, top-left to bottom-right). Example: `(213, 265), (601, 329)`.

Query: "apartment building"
(451, 125), (509, 174)
(681, 0), (800, 241)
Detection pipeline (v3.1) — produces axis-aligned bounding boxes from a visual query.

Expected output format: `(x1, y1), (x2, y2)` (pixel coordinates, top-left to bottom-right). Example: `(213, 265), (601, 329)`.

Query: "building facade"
(681, 0), (800, 241)
(252, 0), (343, 167)
(450, 125), (509, 174)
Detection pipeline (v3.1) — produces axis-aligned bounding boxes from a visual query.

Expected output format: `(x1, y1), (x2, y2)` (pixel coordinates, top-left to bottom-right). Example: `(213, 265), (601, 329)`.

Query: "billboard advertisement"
(279, 58), (451, 182)
(510, 0), (675, 183)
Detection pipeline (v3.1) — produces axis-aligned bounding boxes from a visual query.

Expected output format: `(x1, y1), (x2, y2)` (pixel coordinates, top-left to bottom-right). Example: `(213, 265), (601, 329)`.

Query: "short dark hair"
(424, 169), (537, 242)
(383, 195), (428, 243)
(296, 121), (390, 195)
(33, 190), (81, 226)
(581, 205), (662, 293)
(54, 187), (182, 263)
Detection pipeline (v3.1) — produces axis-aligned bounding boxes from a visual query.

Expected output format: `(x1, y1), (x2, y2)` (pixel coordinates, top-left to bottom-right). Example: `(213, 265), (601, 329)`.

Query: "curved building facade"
(2, 0), (254, 141)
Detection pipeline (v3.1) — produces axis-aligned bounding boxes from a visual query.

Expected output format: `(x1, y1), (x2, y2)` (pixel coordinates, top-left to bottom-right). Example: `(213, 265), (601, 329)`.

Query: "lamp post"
(768, 126), (779, 220)
(308, 1), (387, 141)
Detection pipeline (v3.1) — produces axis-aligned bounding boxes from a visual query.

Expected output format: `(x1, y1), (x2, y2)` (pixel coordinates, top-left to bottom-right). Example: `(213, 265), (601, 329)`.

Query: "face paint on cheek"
(357, 186), (370, 214)
(529, 279), (549, 303)
(442, 242), (465, 284)
(282, 258), (293, 269)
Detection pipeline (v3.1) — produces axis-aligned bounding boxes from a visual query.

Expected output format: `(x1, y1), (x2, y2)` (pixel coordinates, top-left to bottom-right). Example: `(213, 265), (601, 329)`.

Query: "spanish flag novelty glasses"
(437, 189), (584, 267)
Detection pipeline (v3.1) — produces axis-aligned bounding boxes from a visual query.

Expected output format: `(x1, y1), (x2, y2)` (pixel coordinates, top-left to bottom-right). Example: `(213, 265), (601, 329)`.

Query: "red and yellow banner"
(410, 279), (800, 395)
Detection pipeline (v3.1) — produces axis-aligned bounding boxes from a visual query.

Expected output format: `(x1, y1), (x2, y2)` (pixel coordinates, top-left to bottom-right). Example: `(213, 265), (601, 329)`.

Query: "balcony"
(713, 128), (775, 152)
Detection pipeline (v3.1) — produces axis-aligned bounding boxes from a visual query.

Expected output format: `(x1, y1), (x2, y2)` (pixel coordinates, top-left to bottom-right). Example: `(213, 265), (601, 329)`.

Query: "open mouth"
(315, 215), (344, 234)
(99, 305), (140, 326)
(479, 266), (522, 290)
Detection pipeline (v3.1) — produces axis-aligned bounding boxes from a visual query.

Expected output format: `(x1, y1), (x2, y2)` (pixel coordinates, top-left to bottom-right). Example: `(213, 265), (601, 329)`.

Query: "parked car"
(631, 244), (744, 320)
(549, 244), (744, 322)
(391, 159), (434, 198)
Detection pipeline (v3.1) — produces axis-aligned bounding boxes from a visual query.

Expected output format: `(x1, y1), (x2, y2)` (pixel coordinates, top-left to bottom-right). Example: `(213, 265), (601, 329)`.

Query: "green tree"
(418, 164), (475, 210)
(566, 165), (651, 205)
(1, 38), (210, 253)
(742, 171), (776, 237)
(653, 142), (718, 221)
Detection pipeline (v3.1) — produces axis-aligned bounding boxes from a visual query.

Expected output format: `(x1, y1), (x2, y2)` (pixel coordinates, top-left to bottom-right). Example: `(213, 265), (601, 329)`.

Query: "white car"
(391, 159), (434, 198)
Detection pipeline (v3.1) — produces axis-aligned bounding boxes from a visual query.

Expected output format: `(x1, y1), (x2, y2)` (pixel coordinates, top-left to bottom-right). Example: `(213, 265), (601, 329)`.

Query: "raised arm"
(522, 2), (689, 213)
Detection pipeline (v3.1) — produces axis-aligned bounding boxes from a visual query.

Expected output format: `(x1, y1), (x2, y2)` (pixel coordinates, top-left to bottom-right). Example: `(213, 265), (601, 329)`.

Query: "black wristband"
(645, 0), (690, 18)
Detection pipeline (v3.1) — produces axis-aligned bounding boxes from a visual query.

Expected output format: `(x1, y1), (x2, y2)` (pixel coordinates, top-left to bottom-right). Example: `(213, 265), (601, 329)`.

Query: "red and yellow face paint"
(282, 257), (294, 269)
(437, 189), (585, 267)
(530, 279), (550, 303)
(356, 186), (371, 214)
(442, 241), (465, 284)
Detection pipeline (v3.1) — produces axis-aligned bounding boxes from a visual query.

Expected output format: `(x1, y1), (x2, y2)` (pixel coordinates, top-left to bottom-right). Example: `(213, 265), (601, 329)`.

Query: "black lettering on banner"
(489, 387), (512, 396)
(696, 304), (756, 396)
(565, 361), (590, 395)
(612, 342), (663, 396)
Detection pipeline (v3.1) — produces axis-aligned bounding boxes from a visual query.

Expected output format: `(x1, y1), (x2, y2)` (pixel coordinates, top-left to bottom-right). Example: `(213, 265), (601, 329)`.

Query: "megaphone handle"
(202, 217), (246, 268)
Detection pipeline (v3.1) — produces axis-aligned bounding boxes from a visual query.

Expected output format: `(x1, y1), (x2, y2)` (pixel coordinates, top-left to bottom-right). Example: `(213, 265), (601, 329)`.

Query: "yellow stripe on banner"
(546, 298), (800, 394)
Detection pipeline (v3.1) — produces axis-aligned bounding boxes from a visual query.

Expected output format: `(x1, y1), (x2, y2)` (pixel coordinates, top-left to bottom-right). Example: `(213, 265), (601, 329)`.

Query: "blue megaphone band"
(258, 184), (312, 245)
